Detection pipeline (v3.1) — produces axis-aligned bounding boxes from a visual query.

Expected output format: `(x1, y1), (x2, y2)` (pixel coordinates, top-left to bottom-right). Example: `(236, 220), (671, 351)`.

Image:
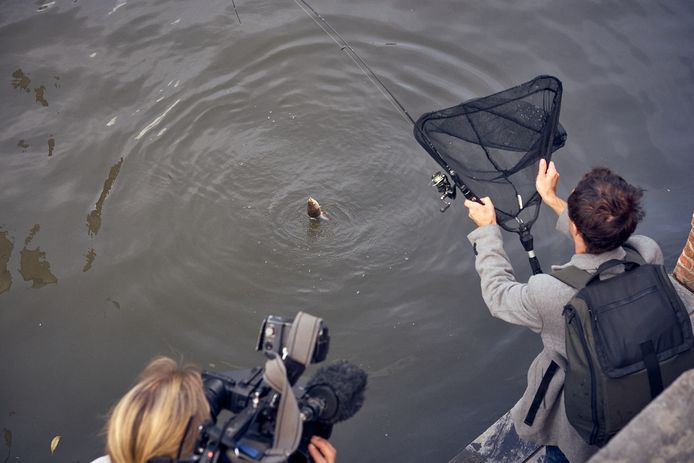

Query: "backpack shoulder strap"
(622, 242), (646, 265)
(552, 243), (646, 289)
(551, 266), (593, 289)
(523, 360), (559, 426)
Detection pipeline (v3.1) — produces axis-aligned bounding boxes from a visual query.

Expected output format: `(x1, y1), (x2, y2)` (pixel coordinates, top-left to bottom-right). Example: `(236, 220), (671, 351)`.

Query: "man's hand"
(464, 196), (497, 227)
(536, 159), (566, 216)
(308, 436), (337, 463)
(536, 158), (560, 200)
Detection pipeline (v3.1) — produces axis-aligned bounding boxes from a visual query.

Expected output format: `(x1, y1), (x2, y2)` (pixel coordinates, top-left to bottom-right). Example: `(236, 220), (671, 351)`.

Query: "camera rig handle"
(285, 312), (326, 368)
(193, 312), (329, 463)
(260, 356), (303, 462)
(253, 312), (327, 461)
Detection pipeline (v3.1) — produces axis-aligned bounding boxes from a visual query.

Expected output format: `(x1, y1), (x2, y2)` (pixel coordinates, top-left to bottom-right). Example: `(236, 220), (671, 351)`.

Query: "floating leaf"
(3, 428), (10, 447)
(50, 435), (60, 454)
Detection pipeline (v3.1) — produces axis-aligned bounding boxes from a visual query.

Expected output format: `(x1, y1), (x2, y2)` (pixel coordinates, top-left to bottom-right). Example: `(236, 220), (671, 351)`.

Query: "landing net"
(414, 75), (567, 273)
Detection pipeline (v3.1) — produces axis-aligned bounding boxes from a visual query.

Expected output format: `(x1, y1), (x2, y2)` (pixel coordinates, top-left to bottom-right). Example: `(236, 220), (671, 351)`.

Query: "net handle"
(520, 228), (543, 275)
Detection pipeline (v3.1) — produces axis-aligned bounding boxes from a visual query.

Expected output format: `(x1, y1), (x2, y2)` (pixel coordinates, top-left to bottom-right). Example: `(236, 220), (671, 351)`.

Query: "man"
(463, 160), (661, 462)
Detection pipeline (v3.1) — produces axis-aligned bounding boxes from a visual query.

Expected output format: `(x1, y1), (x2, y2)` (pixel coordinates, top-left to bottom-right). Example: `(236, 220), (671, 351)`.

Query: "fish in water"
(307, 197), (327, 220)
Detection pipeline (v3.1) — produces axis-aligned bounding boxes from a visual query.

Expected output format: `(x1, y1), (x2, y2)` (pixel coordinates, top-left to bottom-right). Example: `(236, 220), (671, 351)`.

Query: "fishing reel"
(431, 171), (456, 212)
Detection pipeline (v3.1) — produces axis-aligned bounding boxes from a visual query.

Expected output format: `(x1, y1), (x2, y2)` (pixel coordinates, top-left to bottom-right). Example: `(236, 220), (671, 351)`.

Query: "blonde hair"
(105, 357), (210, 463)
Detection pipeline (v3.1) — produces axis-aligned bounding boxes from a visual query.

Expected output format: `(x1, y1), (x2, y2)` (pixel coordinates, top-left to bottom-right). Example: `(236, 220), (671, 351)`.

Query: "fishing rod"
(293, 0), (550, 275)
(293, 0), (415, 126)
(292, 0), (477, 204)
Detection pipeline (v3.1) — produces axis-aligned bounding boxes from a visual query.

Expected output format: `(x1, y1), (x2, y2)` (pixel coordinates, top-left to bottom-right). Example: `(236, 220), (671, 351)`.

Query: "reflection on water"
(3, 427), (12, 463)
(0, 231), (13, 295)
(134, 99), (180, 140)
(83, 247), (96, 272)
(47, 137), (55, 157)
(0, 226), (61, 292)
(23, 225), (38, 249)
(10, 69), (55, 156)
(18, 225), (57, 289)
(107, 2), (128, 16)
(19, 248), (58, 288)
(306, 217), (328, 243)
(87, 157), (124, 237)
(36, 2), (56, 13)
(15, 138), (54, 156)
(10, 69), (49, 106)
(33, 85), (48, 107)
(10, 69), (30, 93)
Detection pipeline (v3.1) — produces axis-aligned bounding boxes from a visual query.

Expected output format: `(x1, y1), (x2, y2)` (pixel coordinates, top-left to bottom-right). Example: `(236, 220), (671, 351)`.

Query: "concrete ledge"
(587, 369), (694, 463)
(448, 411), (543, 463)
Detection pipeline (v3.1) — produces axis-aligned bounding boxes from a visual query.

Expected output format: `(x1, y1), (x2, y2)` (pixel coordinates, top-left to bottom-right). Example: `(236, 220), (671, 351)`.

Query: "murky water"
(1, 1), (694, 462)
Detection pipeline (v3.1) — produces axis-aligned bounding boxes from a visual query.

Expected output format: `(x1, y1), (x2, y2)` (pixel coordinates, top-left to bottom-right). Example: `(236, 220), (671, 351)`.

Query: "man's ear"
(569, 219), (585, 241)
(569, 220), (588, 253)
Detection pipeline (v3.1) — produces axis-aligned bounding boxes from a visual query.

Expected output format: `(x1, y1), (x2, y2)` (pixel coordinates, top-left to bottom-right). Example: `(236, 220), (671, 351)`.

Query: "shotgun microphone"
(299, 359), (367, 424)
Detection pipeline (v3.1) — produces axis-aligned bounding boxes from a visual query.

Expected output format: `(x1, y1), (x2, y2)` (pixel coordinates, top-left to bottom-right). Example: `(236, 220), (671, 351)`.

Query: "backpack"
(523, 246), (694, 447)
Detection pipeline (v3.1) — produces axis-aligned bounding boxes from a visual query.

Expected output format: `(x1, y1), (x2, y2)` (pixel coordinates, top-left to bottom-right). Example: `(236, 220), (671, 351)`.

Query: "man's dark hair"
(567, 167), (645, 254)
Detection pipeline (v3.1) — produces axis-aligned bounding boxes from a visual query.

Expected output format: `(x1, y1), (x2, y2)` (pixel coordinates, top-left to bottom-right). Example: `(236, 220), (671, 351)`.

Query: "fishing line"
(293, 0), (415, 125)
(293, 1), (560, 276)
(293, 0), (464, 199)
(232, 0), (242, 24)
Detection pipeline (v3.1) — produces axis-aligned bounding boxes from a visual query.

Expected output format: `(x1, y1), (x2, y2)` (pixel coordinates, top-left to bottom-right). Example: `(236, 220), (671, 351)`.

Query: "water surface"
(1, 1), (694, 462)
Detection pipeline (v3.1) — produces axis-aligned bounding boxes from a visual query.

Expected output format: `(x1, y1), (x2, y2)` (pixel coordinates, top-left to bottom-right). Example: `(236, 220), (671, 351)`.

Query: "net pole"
(519, 227), (543, 275)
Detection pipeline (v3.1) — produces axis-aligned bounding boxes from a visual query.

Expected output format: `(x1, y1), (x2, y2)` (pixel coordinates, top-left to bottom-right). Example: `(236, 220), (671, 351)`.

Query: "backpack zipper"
(566, 305), (599, 445)
(600, 286), (657, 313)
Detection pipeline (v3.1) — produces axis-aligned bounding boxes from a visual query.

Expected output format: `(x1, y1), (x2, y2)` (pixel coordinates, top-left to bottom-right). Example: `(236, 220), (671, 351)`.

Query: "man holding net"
(463, 160), (660, 462)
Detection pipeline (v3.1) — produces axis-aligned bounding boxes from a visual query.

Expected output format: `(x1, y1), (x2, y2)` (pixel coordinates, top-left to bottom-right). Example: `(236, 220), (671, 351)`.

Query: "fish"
(307, 197), (326, 220)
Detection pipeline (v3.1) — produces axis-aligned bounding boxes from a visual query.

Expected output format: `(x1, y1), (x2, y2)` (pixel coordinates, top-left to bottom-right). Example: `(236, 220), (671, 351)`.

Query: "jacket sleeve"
(556, 208), (571, 239)
(467, 224), (543, 333)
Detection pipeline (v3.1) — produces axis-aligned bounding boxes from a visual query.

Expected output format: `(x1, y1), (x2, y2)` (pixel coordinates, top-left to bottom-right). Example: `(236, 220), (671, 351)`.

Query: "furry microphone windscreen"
(305, 359), (367, 424)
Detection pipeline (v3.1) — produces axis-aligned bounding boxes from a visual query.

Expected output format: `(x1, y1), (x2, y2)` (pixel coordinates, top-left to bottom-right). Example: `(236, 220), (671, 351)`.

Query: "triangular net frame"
(414, 75), (567, 273)
(414, 75), (566, 233)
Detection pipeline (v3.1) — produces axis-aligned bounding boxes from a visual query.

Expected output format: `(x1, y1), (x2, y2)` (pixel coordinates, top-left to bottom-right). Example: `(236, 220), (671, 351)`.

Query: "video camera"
(178, 312), (367, 463)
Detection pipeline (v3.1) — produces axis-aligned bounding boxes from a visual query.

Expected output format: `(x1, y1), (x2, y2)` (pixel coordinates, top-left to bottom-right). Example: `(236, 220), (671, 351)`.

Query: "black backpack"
(524, 246), (694, 447)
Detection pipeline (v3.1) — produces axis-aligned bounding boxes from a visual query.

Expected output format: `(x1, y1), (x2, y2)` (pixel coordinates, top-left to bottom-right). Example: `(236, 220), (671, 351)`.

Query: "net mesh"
(414, 75), (566, 233)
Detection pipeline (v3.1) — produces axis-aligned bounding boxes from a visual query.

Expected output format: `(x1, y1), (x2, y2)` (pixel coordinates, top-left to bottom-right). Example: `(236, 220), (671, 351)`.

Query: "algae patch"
(0, 232), (13, 295)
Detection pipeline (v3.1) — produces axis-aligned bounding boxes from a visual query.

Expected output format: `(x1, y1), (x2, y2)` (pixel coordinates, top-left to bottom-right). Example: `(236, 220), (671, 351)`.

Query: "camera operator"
(90, 356), (337, 463)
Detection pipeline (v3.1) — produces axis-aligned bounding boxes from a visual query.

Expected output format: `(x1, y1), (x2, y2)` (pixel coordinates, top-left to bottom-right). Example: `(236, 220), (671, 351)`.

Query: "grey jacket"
(467, 210), (663, 463)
